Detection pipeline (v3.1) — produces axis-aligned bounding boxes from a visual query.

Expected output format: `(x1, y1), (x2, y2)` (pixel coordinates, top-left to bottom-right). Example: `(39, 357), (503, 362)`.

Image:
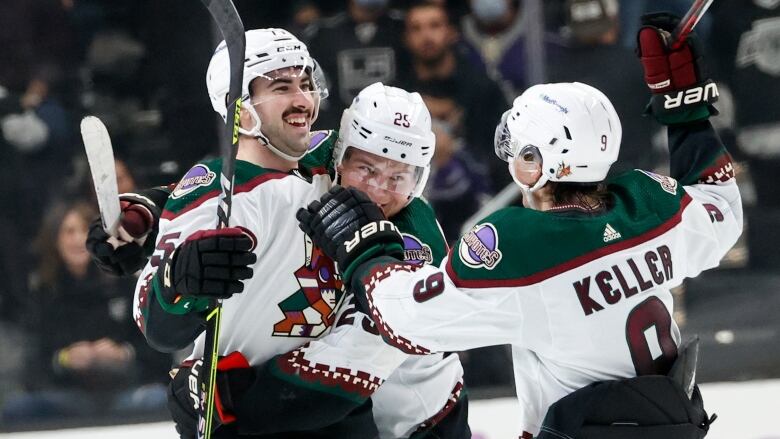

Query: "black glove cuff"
(646, 80), (719, 125)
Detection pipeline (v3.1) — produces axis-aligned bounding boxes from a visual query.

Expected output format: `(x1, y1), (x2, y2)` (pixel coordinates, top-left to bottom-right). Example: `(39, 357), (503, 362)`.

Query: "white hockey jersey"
(133, 132), (463, 437)
(350, 122), (743, 436)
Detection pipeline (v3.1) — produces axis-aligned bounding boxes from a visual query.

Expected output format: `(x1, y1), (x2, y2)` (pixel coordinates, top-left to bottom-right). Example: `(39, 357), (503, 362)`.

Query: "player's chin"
(282, 135), (310, 157)
(381, 202), (404, 218)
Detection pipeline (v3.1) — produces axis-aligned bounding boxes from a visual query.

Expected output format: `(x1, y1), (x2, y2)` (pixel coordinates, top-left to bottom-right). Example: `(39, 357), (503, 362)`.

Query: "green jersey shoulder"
(162, 158), (288, 219)
(448, 170), (689, 285)
(393, 197), (448, 266)
(299, 130), (338, 175)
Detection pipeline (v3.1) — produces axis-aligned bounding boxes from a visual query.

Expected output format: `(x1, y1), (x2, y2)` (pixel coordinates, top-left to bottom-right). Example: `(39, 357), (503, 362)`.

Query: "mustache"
(282, 109), (311, 118)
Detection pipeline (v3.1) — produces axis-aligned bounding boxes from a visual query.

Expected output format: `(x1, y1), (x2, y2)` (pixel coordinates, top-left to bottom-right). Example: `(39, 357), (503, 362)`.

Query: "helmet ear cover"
(510, 145), (544, 187)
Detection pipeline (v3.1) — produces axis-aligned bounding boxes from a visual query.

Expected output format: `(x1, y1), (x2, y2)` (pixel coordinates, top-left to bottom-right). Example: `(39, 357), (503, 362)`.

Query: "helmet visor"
(248, 64), (327, 108)
(494, 110), (516, 162)
(338, 146), (426, 198)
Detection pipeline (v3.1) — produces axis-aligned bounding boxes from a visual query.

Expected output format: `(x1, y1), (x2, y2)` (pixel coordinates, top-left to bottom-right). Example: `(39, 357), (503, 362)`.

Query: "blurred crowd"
(0, 0), (778, 430)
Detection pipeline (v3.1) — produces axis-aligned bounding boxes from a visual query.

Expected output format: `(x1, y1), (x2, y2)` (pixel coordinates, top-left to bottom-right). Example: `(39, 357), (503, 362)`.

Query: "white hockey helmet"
(206, 28), (329, 160)
(495, 82), (621, 191)
(335, 82), (435, 199)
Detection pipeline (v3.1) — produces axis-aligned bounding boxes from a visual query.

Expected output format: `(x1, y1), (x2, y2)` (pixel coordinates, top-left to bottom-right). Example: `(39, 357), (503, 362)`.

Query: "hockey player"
(161, 82), (468, 439)
(89, 28), (467, 438)
(297, 16), (742, 438)
(299, 83), (469, 438)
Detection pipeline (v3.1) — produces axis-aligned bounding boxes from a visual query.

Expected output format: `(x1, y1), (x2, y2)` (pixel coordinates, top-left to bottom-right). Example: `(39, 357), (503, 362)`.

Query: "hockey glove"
(86, 193), (161, 277)
(297, 186), (404, 284)
(154, 227), (257, 315)
(168, 352), (254, 438)
(636, 12), (718, 125)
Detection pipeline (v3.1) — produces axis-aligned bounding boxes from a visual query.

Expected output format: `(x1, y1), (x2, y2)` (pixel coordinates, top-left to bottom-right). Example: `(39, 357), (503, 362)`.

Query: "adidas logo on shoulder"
(603, 223), (622, 242)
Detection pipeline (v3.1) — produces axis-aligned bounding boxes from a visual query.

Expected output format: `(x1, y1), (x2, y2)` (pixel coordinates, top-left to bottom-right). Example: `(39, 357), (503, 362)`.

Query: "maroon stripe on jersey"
(275, 345), (383, 400)
(447, 193), (693, 289)
(161, 171), (290, 220)
(360, 262), (432, 355)
(413, 379), (464, 434)
(697, 152), (735, 184)
(309, 166), (328, 176)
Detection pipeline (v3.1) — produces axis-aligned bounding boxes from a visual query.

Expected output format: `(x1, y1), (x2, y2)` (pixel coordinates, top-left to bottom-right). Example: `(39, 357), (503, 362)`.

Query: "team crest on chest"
(459, 223), (503, 270)
(171, 164), (216, 199)
(638, 170), (678, 195)
(273, 236), (345, 338)
(402, 233), (433, 266)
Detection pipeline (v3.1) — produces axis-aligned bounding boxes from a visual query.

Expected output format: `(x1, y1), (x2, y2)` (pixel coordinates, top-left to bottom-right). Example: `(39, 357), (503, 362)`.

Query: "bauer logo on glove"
(345, 220), (400, 253)
(636, 12), (718, 125)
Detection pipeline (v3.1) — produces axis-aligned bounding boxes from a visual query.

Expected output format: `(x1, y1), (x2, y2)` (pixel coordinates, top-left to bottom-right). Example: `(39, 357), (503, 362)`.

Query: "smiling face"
(248, 67), (318, 157)
(338, 147), (420, 218)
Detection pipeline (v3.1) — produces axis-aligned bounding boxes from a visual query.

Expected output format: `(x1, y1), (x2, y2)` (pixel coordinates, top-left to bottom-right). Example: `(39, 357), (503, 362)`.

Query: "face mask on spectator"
(471, 0), (509, 25)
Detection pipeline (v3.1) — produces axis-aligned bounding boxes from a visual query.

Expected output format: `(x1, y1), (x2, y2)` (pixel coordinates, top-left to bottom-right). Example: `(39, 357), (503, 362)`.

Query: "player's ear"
(239, 103), (254, 131)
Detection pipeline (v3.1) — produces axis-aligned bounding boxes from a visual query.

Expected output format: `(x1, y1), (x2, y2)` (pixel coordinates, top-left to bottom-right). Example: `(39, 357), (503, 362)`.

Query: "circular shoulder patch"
(171, 164), (217, 199)
(458, 223), (503, 270)
(402, 233), (434, 266)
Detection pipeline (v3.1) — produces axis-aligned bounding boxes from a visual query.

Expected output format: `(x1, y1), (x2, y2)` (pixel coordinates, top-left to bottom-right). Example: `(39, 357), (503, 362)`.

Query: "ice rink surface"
(2, 379), (778, 439)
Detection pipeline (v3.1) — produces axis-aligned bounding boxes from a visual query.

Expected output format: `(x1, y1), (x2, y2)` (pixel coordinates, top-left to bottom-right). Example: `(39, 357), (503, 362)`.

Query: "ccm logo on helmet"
(276, 44), (303, 53)
(345, 221), (400, 253)
(663, 83), (719, 110)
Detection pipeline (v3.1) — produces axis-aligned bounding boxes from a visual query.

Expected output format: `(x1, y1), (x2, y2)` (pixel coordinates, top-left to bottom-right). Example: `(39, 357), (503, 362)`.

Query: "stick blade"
(81, 116), (121, 236)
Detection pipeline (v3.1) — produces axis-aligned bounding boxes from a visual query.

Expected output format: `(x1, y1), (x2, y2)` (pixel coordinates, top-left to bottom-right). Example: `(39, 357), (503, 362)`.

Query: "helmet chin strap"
(241, 103), (309, 162)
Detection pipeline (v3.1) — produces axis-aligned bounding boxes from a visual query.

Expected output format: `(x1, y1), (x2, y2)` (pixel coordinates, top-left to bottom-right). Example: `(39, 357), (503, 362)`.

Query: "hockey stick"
(81, 116), (121, 237)
(670, 0), (714, 49)
(197, 1), (245, 438)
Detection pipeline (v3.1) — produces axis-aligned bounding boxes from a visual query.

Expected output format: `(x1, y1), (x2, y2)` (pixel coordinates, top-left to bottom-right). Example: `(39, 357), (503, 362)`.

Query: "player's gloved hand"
(168, 352), (254, 438)
(636, 12), (718, 125)
(296, 186), (404, 283)
(86, 193), (160, 277)
(154, 227), (257, 315)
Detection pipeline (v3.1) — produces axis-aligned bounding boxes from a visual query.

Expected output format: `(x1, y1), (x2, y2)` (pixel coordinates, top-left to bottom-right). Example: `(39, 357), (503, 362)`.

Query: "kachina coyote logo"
(273, 236), (344, 337)
(171, 164), (216, 199)
(403, 233), (434, 266)
(459, 223), (502, 270)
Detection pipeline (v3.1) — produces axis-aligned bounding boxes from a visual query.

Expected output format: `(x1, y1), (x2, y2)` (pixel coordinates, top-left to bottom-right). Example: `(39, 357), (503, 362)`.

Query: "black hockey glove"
(296, 186), (404, 284)
(636, 12), (718, 125)
(154, 227), (257, 315)
(86, 192), (162, 276)
(168, 352), (254, 438)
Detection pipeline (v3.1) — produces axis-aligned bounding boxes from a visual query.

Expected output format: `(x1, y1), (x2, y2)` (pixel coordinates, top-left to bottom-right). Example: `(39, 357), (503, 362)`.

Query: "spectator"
(545, 0), (657, 173)
(422, 94), (492, 242)
(460, 0), (528, 99)
(398, 0), (510, 191)
(286, 0), (322, 39)
(114, 157), (138, 195)
(305, 0), (408, 128)
(0, 79), (75, 245)
(707, 1), (780, 270)
(1, 201), (170, 425)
